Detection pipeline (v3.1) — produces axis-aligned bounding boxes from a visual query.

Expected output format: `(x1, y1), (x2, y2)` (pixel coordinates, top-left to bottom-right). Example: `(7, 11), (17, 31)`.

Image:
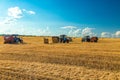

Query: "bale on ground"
(52, 36), (59, 43)
(44, 38), (49, 44)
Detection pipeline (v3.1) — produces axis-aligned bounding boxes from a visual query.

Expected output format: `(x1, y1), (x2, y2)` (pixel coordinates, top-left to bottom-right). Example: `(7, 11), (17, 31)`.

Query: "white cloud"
(0, 6), (36, 25)
(8, 7), (23, 19)
(100, 31), (120, 38)
(61, 26), (96, 37)
(74, 29), (81, 34)
(61, 26), (77, 29)
(22, 9), (36, 15)
(0, 6), (37, 35)
(115, 31), (120, 37)
(61, 26), (81, 37)
(0, 6), (22, 25)
(28, 11), (36, 15)
(101, 32), (111, 38)
(81, 27), (96, 37)
(111, 33), (116, 38)
(0, 17), (17, 24)
(68, 28), (81, 37)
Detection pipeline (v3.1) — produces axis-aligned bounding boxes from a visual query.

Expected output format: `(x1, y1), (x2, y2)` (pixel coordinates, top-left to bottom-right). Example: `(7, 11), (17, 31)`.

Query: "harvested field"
(0, 36), (120, 80)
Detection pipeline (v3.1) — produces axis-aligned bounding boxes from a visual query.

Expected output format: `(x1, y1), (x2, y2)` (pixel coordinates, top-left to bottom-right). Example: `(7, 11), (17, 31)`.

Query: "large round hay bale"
(52, 36), (59, 43)
(44, 38), (49, 44)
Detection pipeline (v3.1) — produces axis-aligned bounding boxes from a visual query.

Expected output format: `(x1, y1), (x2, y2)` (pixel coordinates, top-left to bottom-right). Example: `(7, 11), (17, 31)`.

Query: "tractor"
(4, 35), (23, 44)
(81, 36), (91, 42)
(81, 36), (98, 42)
(59, 35), (70, 43)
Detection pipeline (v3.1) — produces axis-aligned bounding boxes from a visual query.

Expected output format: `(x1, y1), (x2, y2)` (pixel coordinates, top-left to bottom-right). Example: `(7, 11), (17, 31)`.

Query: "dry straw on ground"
(0, 36), (120, 80)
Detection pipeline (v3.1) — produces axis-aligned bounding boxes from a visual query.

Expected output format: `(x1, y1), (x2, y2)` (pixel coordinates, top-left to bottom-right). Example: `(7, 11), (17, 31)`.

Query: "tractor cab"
(81, 36), (91, 42)
(59, 35), (70, 43)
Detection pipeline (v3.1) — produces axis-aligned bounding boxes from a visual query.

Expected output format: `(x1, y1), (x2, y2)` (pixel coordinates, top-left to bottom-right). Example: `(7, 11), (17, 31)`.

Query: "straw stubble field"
(0, 36), (120, 80)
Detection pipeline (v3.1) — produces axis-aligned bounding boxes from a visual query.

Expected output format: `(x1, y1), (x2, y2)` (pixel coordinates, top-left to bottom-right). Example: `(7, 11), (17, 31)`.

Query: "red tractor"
(4, 35), (23, 44)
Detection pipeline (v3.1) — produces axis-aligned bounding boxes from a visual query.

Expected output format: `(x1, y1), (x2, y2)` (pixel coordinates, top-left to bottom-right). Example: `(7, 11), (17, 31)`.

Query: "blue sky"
(0, 0), (120, 37)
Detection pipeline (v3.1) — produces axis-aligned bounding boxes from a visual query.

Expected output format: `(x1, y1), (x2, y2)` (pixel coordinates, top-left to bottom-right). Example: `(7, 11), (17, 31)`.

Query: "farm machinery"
(4, 35), (23, 44)
(81, 36), (98, 42)
(52, 35), (72, 43)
